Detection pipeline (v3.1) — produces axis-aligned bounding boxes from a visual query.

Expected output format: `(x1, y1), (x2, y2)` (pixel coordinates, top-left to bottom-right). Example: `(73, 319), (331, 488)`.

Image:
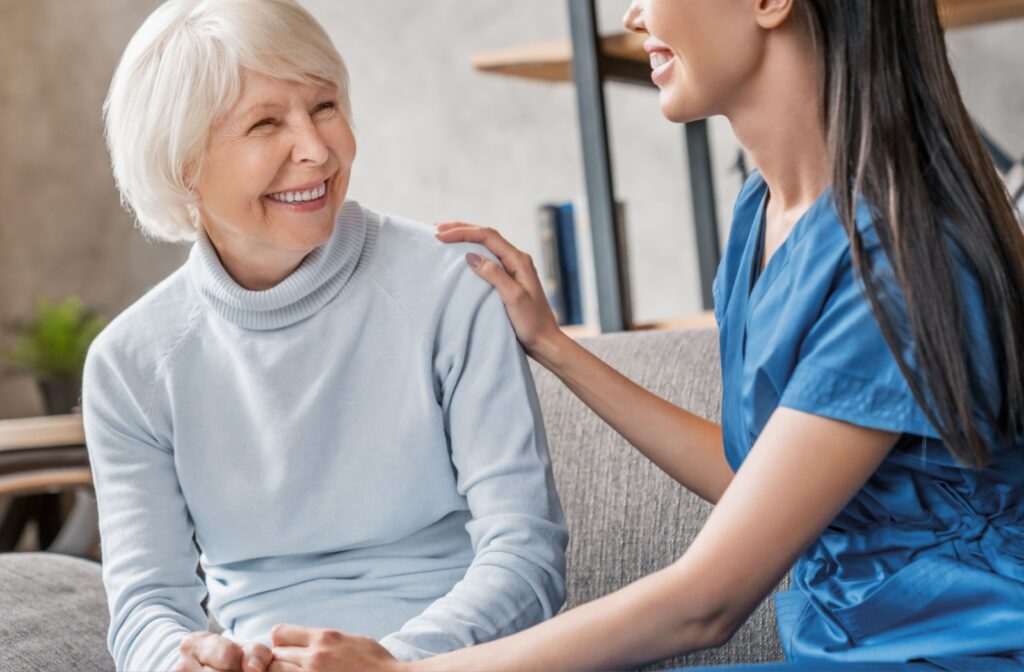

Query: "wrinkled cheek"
(254, 197), (273, 225)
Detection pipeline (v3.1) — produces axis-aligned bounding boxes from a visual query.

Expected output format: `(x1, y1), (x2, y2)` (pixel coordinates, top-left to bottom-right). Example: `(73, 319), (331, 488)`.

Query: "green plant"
(5, 297), (106, 380)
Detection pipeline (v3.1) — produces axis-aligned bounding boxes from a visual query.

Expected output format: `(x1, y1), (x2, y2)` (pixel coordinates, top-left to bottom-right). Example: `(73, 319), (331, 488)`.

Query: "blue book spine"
(537, 204), (567, 325)
(556, 203), (583, 325)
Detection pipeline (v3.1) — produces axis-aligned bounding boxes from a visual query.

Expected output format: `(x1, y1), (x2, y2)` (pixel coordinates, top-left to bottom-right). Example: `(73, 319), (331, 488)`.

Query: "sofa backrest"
(530, 328), (787, 669)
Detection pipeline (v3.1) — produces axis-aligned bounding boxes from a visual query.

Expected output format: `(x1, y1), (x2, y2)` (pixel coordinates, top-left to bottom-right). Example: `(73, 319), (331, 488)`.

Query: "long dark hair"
(799, 0), (1024, 467)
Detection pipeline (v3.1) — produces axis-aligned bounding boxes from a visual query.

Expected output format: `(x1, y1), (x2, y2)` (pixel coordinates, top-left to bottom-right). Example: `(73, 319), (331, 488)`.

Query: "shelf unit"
(471, 0), (1024, 333)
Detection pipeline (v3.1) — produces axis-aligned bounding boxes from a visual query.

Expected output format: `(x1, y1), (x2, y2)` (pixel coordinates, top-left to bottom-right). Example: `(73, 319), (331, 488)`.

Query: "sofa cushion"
(531, 328), (787, 669)
(0, 551), (113, 672)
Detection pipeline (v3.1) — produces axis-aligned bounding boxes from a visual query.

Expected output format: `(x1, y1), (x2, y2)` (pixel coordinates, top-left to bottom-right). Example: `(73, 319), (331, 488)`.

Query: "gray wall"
(0, 0), (1021, 418)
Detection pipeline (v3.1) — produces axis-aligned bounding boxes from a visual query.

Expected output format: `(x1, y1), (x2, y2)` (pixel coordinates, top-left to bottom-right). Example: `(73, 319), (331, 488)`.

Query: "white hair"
(103, 0), (351, 242)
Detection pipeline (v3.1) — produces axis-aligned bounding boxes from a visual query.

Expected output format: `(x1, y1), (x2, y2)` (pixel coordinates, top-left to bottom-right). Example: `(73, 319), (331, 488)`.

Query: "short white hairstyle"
(103, 0), (351, 242)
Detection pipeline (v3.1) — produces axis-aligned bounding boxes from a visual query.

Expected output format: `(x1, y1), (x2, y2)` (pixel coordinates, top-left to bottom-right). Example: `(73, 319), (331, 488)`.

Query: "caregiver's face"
(623, 0), (766, 123)
(195, 71), (356, 263)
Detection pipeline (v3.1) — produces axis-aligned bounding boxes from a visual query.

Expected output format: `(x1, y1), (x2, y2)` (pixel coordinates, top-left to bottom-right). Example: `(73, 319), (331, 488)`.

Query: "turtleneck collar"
(187, 200), (373, 330)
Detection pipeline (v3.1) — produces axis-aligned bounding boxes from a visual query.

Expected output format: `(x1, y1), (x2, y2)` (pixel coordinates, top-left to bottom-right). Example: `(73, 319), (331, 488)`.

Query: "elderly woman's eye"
(313, 101), (336, 114)
(249, 118), (275, 132)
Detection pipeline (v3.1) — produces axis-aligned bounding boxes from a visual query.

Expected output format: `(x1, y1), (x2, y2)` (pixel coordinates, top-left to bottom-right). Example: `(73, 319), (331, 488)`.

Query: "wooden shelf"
(472, 0), (1024, 83)
(940, 0), (1024, 27)
(471, 33), (645, 82)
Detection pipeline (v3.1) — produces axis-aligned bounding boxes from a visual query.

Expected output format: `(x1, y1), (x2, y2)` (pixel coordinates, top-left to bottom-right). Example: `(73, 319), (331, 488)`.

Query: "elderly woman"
(83, 1), (567, 671)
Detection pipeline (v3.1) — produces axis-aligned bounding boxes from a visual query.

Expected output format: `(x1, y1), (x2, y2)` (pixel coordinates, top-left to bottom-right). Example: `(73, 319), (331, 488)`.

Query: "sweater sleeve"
(378, 263), (569, 661)
(83, 338), (208, 672)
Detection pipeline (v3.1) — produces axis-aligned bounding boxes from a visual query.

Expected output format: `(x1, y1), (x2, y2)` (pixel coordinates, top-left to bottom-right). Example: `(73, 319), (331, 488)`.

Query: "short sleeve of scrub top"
(712, 171), (1024, 666)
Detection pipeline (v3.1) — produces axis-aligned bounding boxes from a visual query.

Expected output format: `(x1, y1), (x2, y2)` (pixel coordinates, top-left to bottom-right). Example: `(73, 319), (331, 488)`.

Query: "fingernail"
(249, 654), (265, 671)
(466, 253), (482, 269)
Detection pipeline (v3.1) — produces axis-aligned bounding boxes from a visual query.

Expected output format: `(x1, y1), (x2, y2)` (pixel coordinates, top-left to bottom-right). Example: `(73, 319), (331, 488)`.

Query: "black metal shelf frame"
(568, 0), (721, 332)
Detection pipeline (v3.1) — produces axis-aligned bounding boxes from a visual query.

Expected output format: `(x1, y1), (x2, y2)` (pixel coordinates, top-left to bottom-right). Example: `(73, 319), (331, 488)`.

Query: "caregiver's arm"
(403, 408), (898, 671)
(377, 260), (569, 662)
(82, 340), (211, 671)
(436, 223), (732, 504)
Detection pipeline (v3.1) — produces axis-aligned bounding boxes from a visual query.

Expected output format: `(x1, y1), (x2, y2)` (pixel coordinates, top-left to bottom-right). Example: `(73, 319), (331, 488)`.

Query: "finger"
(172, 655), (199, 672)
(435, 226), (523, 267)
(465, 253), (531, 306)
(435, 221), (472, 232)
(271, 645), (311, 665)
(178, 634), (212, 672)
(271, 623), (314, 647)
(179, 633), (200, 656)
(242, 643), (273, 672)
(441, 229), (542, 293)
(197, 635), (243, 670)
(199, 665), (234, 672)
(267, 660), (304, 672)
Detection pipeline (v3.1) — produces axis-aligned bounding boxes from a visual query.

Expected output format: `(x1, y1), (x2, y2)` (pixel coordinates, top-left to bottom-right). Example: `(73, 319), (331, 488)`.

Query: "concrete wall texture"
(1, 0), (1021, 417)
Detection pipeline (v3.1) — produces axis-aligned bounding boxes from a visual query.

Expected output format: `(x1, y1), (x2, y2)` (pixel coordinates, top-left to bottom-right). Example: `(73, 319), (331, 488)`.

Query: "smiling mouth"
(650, 51), (673, 70)
(266, 177), (330, 204)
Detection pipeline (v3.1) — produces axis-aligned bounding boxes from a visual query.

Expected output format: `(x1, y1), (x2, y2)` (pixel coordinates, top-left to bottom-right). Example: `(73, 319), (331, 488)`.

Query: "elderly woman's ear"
(181, 161), (196, 191)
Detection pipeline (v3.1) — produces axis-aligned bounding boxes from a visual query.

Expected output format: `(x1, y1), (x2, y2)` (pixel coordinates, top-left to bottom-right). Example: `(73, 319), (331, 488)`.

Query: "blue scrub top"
(713, 172), (1024, 665)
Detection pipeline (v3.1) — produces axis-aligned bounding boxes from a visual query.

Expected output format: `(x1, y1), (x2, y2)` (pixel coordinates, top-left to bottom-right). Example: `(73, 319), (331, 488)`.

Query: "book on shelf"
(555, 203), (583, 326)
(536, 205), (566, 325)
(536, 200), (630, 329)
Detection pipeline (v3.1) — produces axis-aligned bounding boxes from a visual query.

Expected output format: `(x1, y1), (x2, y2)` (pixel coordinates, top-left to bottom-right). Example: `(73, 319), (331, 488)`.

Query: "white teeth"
(269, 181), (327, 203)
(650, 52), (671, 70)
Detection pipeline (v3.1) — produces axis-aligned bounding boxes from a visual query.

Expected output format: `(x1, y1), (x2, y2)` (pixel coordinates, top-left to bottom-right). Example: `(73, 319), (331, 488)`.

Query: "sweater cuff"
(377, 634), (436, 663)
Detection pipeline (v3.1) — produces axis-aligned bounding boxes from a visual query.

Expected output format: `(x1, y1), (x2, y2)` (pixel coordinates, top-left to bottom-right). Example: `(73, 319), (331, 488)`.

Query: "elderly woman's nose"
(623, 0), (646, 33)
(290, 119), (329, 165)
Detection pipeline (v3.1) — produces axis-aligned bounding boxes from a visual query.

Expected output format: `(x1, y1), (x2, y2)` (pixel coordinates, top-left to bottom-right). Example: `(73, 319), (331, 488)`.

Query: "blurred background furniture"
(0, 414), (97, 558)
(0, 327), (787, 671)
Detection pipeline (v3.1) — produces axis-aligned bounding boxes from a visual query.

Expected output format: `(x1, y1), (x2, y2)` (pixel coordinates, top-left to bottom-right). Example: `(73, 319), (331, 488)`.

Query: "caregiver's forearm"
(379, 553), (564, 661)
(534, 332), (732, 503)
(406, 562), (723, 672)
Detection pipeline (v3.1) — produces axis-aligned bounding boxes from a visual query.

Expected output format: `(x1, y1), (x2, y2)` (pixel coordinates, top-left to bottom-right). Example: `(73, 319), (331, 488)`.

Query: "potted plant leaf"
(4, 296), (106, 415)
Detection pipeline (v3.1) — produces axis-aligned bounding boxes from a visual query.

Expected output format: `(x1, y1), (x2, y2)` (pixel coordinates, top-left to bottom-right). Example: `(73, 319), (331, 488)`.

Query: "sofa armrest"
(0, 552), (113, 672)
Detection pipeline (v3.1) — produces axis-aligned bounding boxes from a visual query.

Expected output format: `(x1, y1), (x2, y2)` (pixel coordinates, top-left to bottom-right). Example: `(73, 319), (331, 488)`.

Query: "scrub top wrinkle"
(713, 171), (1024, 665)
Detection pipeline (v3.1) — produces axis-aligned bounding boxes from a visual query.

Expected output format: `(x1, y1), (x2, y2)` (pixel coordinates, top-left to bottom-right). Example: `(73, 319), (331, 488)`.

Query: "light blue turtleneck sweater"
(82, 202), (568, 672)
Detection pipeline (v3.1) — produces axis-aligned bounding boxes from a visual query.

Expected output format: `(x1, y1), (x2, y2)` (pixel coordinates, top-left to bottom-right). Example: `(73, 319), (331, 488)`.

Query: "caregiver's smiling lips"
(644, 37), (676, 86)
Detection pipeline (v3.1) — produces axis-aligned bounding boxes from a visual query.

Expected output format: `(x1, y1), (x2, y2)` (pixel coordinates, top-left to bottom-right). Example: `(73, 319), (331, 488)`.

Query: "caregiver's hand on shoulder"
(268, 624), (403, 672)
(174, 632), (272, 672)
(436, 221), (566, 361)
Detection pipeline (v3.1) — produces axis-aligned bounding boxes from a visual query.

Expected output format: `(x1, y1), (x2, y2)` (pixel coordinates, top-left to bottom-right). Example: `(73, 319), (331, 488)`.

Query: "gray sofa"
(0, 328), (786, 671)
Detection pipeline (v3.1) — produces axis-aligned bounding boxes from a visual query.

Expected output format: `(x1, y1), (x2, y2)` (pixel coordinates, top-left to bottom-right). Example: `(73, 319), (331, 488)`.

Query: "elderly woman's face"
(194, 71), (356, 274)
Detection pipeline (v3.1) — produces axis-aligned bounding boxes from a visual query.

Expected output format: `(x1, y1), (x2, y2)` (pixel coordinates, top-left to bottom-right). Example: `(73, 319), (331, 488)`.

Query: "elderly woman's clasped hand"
(172, 631), (272, 672)
(172, 626), (401, 672)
